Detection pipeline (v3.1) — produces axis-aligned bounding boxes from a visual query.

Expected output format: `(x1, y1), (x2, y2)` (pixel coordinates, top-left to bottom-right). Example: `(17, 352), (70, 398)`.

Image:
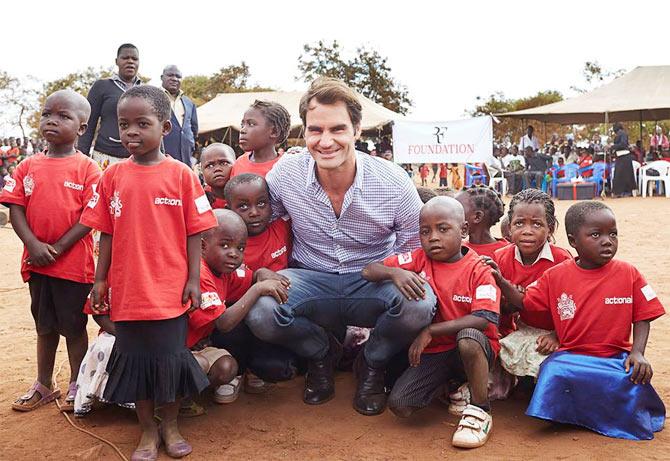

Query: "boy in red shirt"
(419, 163), (429, 187)
(363, 196), (500, 449)
(2, 90), (101, 413)
(495, 201), (665, 440)
(201, 143), (235, 209)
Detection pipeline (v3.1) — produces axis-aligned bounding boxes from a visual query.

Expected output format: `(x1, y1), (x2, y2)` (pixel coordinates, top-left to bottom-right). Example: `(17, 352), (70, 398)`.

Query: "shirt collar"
(514, 241), (554, 265)
(162, 87), (184, 100)
(306, 150), (365, 191)
(112, 74), (141, 90)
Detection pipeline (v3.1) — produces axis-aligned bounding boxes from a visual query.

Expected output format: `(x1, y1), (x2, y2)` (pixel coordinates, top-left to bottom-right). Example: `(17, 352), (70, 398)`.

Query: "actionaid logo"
(604, 296), (633, 305)
(154, 197), (182, 206)
(271, 246), (287, 259)
(64, 180), (84, 191)
(452, 294), (472, 303)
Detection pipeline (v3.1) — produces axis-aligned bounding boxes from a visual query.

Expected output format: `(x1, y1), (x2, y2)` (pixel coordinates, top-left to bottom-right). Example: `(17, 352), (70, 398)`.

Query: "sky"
(2, 0), (669, 135)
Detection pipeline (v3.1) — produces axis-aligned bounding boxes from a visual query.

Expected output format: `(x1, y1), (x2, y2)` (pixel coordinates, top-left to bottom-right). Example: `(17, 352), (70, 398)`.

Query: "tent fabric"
(498, 66), (670, 124)
(197, 90), (403, 135)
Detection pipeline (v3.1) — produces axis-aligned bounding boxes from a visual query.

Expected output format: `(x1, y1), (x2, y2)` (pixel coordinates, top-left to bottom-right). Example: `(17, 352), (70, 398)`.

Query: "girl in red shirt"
(230, 100), (291, 178)
(456, 185), (508, 259)
(419, 163), (430, 186)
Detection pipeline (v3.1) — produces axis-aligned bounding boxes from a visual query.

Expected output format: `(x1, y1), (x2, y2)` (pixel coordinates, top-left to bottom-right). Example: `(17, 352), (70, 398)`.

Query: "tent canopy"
(197, 90), (403, 137)
(498, 66), (670, 124)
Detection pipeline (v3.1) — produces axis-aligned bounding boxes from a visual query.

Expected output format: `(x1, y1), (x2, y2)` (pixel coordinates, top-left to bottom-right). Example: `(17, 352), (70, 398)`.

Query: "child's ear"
(77, 122), (88, 137)
(201, 237), (207, 252)
(461, 222), (469, 239)
(473, 210), (485, 224)
(162, 120), (172, 137)
(567, 233), (577, 249)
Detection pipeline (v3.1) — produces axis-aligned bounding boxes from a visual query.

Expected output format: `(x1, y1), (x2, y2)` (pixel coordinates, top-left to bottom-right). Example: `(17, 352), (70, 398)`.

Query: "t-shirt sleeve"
(181, 167), (217, 236)
(0, 159), (28, 207)
(199, 273), (225, 312)
(382, 249), (420, 272)
(470, 265), (500, 316)
(82, 160), (103, 209)
(80, 168), (113, 234)
(631, 267), (665, 322)
(226, 268), (254, 302)
(520, 274), (554, 330)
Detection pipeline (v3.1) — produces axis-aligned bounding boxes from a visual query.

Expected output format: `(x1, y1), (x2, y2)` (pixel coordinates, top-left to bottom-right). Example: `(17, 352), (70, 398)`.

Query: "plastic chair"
(551, 163), (580, 197)
(465, 164), (487, 187)
(489, 176), (507, 195)
(579, 162), (609, 196)
(639, 160), (670, 197)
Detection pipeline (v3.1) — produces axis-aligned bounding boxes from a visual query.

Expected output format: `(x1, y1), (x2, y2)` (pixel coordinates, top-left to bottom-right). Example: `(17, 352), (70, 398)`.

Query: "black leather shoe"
(353, 352), (387, 416)
(303, 334), (342, 405)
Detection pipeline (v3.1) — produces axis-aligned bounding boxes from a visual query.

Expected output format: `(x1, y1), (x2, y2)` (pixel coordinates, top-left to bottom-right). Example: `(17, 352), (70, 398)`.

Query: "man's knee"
(391, 286), (436, 328)
(389, 404), (417, 418)
(246, 296), (282, 342)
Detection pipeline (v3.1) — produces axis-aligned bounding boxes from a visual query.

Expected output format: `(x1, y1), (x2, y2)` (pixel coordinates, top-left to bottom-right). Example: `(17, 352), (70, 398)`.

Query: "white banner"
(392, 116), (493, 164)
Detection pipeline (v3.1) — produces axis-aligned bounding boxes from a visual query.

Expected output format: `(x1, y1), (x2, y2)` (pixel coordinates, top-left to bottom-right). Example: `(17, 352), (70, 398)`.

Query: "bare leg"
(135, 400), (160, 451)
(208, 356), (238, 387)
(65, 331), (88, 384)
(36, 331), (60, 389)
(161, 400), (187, 445)
(458, 338), (489, 410)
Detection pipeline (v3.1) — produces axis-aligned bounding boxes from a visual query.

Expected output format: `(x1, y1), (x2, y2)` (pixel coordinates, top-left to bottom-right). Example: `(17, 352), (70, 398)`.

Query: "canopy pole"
(639, 111), (643, 145)
(543, 122), (547, 146)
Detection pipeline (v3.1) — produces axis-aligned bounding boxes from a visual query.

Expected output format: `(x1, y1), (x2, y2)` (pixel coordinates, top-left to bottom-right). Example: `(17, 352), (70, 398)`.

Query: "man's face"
(161, 66), (182, 95)
(116, 47), (139, 81)
(527, 127), (533, 137)
(304, 100), (360, 172)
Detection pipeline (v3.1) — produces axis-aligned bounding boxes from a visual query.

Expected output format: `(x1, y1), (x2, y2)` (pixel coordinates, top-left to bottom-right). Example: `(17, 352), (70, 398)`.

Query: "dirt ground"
(1, 197), (669, 460)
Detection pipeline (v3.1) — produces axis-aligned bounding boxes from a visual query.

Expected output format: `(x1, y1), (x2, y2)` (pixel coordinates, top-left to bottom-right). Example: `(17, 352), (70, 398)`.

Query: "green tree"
(297, 40), (412, 115)
(571, 60), (626, 94)
(0, 71), (40, 139)
(181, 62), (273, 106)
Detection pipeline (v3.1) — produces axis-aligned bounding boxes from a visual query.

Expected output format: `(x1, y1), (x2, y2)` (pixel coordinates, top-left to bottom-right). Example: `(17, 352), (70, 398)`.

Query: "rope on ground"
(54, 359), (129, 461)
(0, 287), (25, 293)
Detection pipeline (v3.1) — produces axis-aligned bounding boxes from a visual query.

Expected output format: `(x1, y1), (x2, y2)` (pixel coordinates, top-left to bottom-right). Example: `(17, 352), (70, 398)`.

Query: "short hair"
(299, 77), (362, 128)
(416, 186), (437, 204)
(527, 125), (534, 132)
(249, 100), (291, 145)
(461, 184), (505, 225)
(201, 142), (235, 163)
(119, 86), (171, 122)
(564, 201), (613, 236)
(224, 173), (268, 203)
(508, 189), (557, 234)
(117, 43), (138, 57)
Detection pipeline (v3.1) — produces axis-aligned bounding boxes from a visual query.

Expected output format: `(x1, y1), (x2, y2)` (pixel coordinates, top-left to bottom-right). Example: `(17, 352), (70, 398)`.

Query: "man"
(522, 146), (551, 190)
(650, 126), (669, 152)
(246, 77), (435, 416)
(502, 145), (525, 194)
(161, 65), (198, 166)
(519, 125), (539, 152)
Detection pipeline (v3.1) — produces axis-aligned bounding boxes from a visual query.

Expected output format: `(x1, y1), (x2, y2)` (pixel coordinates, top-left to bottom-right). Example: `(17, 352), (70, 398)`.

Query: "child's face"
(568, 209), (618, 269)
(510, 203), (552, 259)
(118, 97), (170, 158)
(202, 224), (247, 276)
(39, 93), (87, 146)
(227, 180), (272, 236)
(419, 205), (467, 263)
(239, 108), (275, 152)
(201, 148), (235, 190)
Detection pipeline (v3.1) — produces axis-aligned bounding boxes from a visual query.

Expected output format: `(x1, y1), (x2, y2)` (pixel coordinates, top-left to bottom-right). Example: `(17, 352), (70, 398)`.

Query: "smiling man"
(246, 77), (435, 416)
(161, 65), (198, 166)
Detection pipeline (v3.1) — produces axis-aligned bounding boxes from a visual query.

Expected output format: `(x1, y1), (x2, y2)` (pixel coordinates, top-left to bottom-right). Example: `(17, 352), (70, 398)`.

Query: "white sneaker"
(244, 372), (273, 394)
(448, 382), (471, 416)
(214, 376), (241, 404)
(452, 404), (492, 448)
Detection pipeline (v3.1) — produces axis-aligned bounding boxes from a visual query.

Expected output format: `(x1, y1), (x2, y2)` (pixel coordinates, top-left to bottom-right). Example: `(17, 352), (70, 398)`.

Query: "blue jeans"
(246, 269), (436, 369)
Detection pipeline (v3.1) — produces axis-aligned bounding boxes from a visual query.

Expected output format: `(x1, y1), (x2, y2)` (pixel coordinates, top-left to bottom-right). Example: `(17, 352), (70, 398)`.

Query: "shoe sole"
(452, 437), (489, 449)
(352, 402), (385, 416)
(303, 392), (335, 405)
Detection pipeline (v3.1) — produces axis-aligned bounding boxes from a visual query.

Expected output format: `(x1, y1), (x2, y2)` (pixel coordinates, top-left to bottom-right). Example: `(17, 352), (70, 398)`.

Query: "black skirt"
(103, 314), (209, 404)
(612, 153), (636, 196)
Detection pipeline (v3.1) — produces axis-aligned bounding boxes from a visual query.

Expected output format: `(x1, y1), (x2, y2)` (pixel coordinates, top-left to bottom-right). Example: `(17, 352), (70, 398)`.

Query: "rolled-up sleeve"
(392, 179), (423, 254)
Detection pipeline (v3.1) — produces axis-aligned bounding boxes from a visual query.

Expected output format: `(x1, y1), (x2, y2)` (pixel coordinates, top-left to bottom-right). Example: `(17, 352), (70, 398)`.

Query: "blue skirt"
(527, 351), (665, 440)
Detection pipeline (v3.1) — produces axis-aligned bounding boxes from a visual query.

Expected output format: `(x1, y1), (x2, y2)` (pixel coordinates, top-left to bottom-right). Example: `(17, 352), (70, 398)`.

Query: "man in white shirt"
(502, 145), (526, 194)
(519, 125), (539, 152)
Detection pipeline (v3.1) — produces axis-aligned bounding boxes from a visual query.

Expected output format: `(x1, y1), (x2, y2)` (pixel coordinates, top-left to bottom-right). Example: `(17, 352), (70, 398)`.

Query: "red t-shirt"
(419, 165), (430, 178)
(493, 243), (572, 335)
(464, 239), (509, 259)
(384, 248), (500, 355)
(523, 259), (665, 357)
(204, 185), (227, 209)
(230, 152), (280, 178)
(1, 152), (101, 283)
(439, 164), (448, 178)
(80, 157), (217, 322)
(186, 260), (253, 348)
(244, 218), (292, 272)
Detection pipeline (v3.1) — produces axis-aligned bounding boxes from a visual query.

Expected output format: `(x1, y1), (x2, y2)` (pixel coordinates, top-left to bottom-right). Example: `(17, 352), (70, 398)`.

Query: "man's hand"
(408, 327), (433, 367)
(536, 331), (559, 355)
(625, 351), (653, 384)
(254, 279), (289, 304)
(182, 279), (200, 313)
(25, 240), (57, 266)
(254, 268), (290, 288)
(391, 268), (426, 301)
(90, 280), (109, 314)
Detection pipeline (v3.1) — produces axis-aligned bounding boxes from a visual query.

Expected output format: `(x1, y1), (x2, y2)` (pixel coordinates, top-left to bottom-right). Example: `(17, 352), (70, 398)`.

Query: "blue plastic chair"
(551, 163), (580, 196)
(465, 164), (487, 187)
(579, 162), (609, 196)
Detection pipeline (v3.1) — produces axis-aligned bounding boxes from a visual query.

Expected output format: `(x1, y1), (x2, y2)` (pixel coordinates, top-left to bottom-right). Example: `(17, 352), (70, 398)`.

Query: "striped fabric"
(266, 151), (423, 274)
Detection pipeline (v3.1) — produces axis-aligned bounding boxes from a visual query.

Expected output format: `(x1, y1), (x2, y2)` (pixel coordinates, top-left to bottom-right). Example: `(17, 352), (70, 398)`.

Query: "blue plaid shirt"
(266, 151), (422, 274)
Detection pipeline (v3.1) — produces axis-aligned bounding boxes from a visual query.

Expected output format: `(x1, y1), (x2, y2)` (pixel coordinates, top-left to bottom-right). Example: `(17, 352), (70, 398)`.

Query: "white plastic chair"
(489, 176), (507, 195)
(639, 160), (670, 197)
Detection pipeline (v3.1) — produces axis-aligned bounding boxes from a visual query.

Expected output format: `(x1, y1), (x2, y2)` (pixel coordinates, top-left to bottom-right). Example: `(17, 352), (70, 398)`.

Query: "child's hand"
(625, 351), (653, 384)
(480, 256), (503, 283)
(182, 279), (200, 312)
(536, 331), (559, 355)
(391, 268), (426, 301)
(90, 281), (109, 314)
(25, 241), (58, 267)
(255, 279), (289, 304)
(254, 268), (291, 288)
(408, 327), (432, 367)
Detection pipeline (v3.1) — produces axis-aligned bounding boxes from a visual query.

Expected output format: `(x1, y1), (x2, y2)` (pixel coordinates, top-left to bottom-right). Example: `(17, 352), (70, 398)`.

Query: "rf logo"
(434, 126), (448, 144)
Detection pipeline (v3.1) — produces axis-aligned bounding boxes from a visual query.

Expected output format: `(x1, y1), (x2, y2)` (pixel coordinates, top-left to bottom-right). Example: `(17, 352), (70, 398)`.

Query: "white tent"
(197, 90), (403, 137)
(499, 66), (670, 124)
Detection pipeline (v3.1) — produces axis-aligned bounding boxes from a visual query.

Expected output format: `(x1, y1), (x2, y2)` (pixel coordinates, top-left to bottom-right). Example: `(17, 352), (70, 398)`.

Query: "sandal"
(12, 380), (61, 412)
(59, 382), (78, 413)
(178, 399), (206, 418)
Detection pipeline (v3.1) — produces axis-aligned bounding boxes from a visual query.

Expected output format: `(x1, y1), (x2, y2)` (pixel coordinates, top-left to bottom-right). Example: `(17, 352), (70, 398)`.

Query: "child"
(415, 186), (437, 204)
(201, 143), (236, 209)
(81, 86), (217, 460)
(230, 100), (291, 178)
(189, 209), (289, 404)
(488, 189), (571, 379)
(419, 163), (429, 187)
(449, 163), (462, 190)
(455, 185), (508, 258)
(363, 197), (500, 449)
(499, 214), (511, 242)
(2, 90), (101, 413)
(495, 201), (665, 440)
